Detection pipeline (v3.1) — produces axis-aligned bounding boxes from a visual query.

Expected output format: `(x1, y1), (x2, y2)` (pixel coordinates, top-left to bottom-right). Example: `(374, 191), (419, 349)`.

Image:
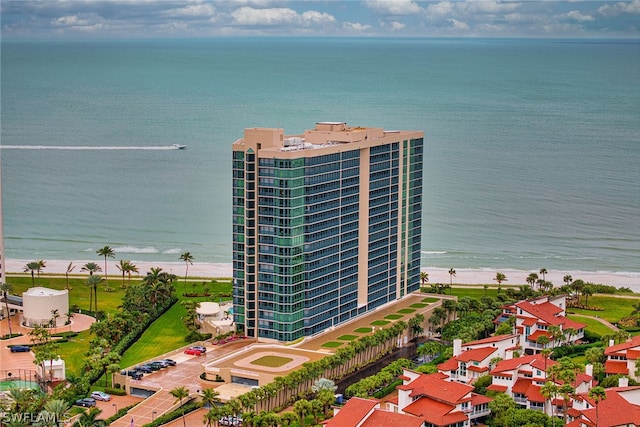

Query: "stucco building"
(232, 122), (423, 341)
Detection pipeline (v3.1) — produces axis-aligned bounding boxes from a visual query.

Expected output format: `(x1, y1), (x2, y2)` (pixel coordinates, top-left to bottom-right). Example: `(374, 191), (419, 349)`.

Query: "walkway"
(569, 313), (620, 332)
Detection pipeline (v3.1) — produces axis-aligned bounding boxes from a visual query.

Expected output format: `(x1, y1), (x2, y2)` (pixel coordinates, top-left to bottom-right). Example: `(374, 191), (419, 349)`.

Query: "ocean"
(1, 37), (639, 279)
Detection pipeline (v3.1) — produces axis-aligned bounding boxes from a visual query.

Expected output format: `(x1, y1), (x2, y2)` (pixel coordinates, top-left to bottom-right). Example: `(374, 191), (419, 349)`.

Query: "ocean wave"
(111, 246), (159, 254)
(421, 251), (448, 255)
(162, 248), (182, 254)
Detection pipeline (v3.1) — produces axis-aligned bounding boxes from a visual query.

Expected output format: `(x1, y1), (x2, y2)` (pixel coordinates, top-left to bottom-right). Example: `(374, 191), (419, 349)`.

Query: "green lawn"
(337, 335), (358, 341)
(321, 341), (343, 348)
(119, 303), (190, 368)
(370, 320), (390, 326)
(397, 308), (416, 314)
(567, 315), (616, 337)
(251, 355), (293, 368)
(354, 327), (372, 333)
(384, 314), (403, 320)
(568, 295), (638, 323)
(410, 303), (428, 308)
(422, 297), (439, 303)
(56, 330), (94, 376)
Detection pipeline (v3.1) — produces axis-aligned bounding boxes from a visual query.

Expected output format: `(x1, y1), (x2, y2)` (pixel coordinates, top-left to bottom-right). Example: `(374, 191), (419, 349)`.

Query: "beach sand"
(6, 259), (640, 292)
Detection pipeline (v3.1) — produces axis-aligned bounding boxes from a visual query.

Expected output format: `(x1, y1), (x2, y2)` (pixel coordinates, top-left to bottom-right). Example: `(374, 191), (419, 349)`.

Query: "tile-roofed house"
(359, 409), (424, 427)
(604, 335), (640, 380)
(496, 295), (586, 354)
(397, 369), (491, 426)
(324, 397), (378, 427)
(437, 334), (521, 384)
(489, 354), (594, 417)
(569, 385), (640, 427)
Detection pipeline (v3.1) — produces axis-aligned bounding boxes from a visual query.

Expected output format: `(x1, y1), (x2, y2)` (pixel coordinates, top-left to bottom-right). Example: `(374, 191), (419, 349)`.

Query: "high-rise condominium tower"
(232, 122), (423, 341)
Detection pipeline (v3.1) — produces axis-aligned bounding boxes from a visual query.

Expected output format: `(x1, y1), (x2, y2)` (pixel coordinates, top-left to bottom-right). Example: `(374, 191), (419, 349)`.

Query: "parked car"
(10, 345), (31, 353)
(121, 370), (143, 380)
(184, 348), (203, 356)
(219, 416), (242, 426)
(191, 345), (207, 353)
(75, 398), (97, 407)
(161, 358), (177, 366)
(149, 361), (167, 369)
(135, 365), (153, 373)
(144, 363), (161, 371)
(90, 391), (111, 401)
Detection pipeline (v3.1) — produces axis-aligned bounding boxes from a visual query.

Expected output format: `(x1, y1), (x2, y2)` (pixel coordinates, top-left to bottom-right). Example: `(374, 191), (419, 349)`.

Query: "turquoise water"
(0, 380), (40, 391)
(1, 38), (639, 275)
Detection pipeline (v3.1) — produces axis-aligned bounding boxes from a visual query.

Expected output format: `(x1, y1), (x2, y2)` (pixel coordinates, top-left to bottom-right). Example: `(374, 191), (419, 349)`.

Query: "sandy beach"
(5, 259), (639, 292)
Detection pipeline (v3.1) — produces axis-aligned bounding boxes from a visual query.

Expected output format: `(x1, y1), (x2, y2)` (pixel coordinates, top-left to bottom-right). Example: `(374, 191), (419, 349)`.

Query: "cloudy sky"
(2, 0), (639, 39)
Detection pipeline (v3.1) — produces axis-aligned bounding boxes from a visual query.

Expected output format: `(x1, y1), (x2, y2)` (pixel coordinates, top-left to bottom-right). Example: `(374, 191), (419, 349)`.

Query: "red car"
(184, 348), (203, 356)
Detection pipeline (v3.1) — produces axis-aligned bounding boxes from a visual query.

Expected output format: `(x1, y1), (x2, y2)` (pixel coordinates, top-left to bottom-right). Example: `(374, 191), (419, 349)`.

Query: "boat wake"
(0, 144), (185, 150)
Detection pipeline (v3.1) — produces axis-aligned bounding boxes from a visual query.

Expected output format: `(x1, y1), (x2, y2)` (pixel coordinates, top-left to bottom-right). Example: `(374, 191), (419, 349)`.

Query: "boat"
(171, 144), (187, 150)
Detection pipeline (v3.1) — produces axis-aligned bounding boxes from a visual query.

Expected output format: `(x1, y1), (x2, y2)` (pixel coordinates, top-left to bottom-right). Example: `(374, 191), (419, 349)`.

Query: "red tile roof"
(604, 335), (640, 355)
(512, 378), (532, 394)
(627, 349), (640, 360)
(402, 373), (473, 404)
(526, 329), (551, 342)
(361, 409), (424, 427)
(490, 354), (556, 375)
(324, 397), (377, 427)
(437, 357), (459, 372)
(456, 347), (497, 363)
(467, 365), (489, 373)
(577, 387), (640, 427)
(521, 317), (537, 326)
(402, 397), (468, 426)
(471, 393), (492, 406)
(463, 334), (519, 347)
(604, 360), (629, 375)
(515, 300), (586, 330)
(486, 384), (507, 392)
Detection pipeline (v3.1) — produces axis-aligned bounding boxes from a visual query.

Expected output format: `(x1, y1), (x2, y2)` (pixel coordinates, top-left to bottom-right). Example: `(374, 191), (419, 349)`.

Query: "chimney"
(585, 364), (593, 377)
(609, 339), (615, 347)
(619, 377), (629, 388)
(453, 339), (462, 357)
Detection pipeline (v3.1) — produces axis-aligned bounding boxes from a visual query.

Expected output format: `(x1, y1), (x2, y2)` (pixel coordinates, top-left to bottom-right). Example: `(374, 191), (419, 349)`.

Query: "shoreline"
(5, 259), (640, 292)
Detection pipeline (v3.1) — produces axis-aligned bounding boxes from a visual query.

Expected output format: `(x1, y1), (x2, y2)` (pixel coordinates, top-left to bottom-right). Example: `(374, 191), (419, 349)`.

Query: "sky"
(1, 0), (639, 39)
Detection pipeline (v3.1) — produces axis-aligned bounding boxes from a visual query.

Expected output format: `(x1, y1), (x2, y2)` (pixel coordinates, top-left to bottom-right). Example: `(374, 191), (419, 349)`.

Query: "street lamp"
(152, 411), (157, 422)
(112, 403), (118, 413)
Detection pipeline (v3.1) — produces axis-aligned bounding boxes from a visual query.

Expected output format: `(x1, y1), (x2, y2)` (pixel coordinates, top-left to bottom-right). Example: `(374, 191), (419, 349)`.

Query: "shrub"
(105, 387), (126, 396)
(185, 330), (212, 343)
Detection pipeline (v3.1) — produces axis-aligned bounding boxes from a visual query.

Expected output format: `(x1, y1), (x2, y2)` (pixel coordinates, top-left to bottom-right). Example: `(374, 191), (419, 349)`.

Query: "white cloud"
(300, 11), (336, 25)
(164, 3), (216, 18)
(343, 21), (373, 32)
(389, 21), (406, 30)
(565, 10), (595, 22)
(51, 13), (105, 32)
(426, 1), (455, 18)
(231, 7), (298, 25)
(598, 0), (640, 16)
(448, 18), (469, 31)
(364, 0), (422, 15)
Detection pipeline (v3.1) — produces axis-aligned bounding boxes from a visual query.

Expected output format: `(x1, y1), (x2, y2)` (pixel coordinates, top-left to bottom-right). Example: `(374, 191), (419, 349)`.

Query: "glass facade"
(233, 131), (423, 342)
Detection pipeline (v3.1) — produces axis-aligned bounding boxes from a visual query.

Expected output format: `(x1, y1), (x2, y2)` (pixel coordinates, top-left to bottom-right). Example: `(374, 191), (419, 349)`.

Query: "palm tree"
(72, 406), (105, 426)
(293, 399), (312, 427)
(526, 273), (539, 290)
(170, 386), (190, 427)
(96, 246), (115, 288)
(420, 271), (429, 287)
(23, 261), (40, 286)
(85, 275), (103, 313)
(539, 268), (548, 282)
(65, 262), (75, 291)
(563, 274), (573, 287)
(541, 381), (559, 423)
(448, 268), (456, 287)
(588, 386), (606, 427)
(36, 260), (46, 280)
(200, 387), (220, 409)
(493, 272), (507, 292)
(0, 282), (13, 337)
(81, 262), (102, 276)
(180, 251), (194, 284)
(43, 399), (70, 426)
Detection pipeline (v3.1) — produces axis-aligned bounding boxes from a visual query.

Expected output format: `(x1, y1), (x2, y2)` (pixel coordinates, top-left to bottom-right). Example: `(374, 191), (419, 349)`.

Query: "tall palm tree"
(448, 268), (456, 287)
(563, 274), (573, 287)
(180, 252), (194, 284)
(541, 381), (559, 423)
(170, 386), (190, 427)
(85, 275), (103, 313)
(23, 261), (40, 286)
(493, 272), (507, 292)
(65, 262), (75, 291)
(81, 262), (102, 276)
(539, 268), (548, 282)
(43, 398), (70, 426)
(1, 282), (13, 337)
(96, 246), (115, 288)
(116, 260), (138, 289)
(419, 271), (428, 287)
(36, 260), (46, 281)
(200, 387), (220, 409)
(526, 273), (538, 290)
(588, 386), (606, 427)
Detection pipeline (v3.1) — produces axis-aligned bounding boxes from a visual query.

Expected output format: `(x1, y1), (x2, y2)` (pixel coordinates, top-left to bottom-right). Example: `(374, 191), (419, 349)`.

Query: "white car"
(90, 391), (111, 401)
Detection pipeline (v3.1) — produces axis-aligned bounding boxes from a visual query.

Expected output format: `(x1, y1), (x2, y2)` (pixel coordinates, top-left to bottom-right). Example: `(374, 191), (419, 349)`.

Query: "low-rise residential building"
(325, 370), (492, 427)
(488, 354), (594, 417)
(566, 383), (640, 427)
(604, 335), (640, 381)
(437, 334), (520, 384)
(496, 295), (586, 354)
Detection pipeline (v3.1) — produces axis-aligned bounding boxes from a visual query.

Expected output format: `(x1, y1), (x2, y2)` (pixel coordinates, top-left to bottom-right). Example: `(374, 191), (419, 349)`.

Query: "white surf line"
(0, 145), (181, 150)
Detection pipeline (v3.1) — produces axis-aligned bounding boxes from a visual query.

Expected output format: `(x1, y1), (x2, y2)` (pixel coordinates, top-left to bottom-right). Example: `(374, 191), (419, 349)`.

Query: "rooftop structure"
(232, 122), (424, 341)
